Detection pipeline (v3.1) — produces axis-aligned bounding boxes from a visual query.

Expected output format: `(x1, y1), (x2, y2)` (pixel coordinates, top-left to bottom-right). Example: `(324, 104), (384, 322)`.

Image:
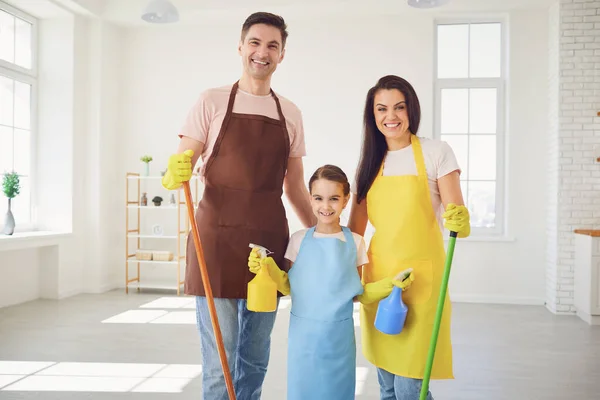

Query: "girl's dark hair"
(355, 75), (421, 203)
(309, 165), (350, 196)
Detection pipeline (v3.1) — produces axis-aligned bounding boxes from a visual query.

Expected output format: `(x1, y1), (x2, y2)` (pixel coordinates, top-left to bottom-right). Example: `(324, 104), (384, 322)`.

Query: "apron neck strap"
(411, 135), (427, 179)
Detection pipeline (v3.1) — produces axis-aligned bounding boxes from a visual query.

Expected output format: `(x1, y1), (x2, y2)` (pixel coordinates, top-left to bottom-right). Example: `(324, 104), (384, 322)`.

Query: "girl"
(348, 75), (470, 400)
(248, 164), (413, 400)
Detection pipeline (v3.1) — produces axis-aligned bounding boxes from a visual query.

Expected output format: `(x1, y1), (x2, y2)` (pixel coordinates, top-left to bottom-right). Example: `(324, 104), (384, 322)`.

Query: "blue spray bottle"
(374, 269), (413, 335)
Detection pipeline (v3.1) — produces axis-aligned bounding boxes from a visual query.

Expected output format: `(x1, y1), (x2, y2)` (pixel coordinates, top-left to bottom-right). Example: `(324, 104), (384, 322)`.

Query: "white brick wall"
(547, 0), (600, 313)
(547, 1), (560, 313)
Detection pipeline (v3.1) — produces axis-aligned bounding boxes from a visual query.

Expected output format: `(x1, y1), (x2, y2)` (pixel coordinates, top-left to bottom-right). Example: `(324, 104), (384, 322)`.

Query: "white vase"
(2, 198), (15, 235)
(142, 162), (149, 176)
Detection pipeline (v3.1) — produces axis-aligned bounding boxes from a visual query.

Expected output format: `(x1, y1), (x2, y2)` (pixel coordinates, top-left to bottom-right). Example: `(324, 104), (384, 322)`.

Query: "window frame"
(433, 17), (508, 237)
(0, 0), (38, 232)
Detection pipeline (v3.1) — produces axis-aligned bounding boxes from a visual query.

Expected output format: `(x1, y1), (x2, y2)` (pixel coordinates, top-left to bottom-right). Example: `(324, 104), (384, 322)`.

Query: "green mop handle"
(419, 230), (458, 400)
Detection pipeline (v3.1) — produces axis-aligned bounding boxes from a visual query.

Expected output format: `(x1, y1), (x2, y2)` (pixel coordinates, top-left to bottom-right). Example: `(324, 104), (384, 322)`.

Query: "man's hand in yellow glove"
(248, 248), (291, 296)
(443, 203), (471, 238)
(357, 268), (414, 305)
(161, 149), (194, 190)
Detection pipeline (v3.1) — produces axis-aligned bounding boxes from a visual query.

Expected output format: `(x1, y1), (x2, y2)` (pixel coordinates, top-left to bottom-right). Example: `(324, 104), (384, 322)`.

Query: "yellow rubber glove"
(248, 248), (291, 296)
(161, 149), (194, 190)
(443, 203), (471, 238)
(357, 268), (414, 305)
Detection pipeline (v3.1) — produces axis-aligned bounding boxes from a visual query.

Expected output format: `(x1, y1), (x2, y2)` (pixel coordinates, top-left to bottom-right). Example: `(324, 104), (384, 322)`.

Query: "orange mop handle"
(182, 181), (236, 400)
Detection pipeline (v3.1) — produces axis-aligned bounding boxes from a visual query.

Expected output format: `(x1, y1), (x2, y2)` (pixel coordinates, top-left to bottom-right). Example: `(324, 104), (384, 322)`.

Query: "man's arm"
(176, 136), (204, 170)
(284, 157), (317, 228)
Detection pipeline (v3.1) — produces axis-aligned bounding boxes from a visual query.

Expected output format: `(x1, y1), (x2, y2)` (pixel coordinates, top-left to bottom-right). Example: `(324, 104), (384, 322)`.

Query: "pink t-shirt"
(179, 84), (306, 177)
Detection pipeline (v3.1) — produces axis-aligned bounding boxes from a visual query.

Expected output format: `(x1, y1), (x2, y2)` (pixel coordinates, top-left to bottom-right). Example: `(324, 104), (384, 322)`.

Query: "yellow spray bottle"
(246, 243), (277, 312)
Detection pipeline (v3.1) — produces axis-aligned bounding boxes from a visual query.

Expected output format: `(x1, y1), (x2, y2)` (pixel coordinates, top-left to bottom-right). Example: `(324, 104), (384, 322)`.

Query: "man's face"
(238, 23), (285, 80)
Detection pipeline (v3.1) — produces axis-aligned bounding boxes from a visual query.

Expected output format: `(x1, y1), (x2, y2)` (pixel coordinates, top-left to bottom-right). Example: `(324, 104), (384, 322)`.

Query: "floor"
(0, 290), (598, 399)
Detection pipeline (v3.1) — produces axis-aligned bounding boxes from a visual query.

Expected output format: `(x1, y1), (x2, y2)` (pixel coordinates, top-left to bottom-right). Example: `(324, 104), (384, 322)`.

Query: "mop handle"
(419, 230), (457, 400)
(183, 181), (236, 400)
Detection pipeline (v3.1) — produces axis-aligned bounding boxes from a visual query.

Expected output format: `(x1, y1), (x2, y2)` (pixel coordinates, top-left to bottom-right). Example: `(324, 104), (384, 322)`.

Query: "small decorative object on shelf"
(136, 249), (153, 260)
(141, 192), (148, 206)
(152, 196), (163, 206)
(2, 171), (20, 236)
(140, 155), (153, 176)
(153, 250), (174, 261)
(169, 193), (176, 205)
(152, 224), (163, 236)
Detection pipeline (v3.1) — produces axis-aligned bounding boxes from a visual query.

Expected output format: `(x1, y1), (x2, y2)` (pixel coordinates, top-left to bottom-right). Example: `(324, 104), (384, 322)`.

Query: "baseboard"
(450, 294), (545, 306)
(58, 288), (81, 300)
(576, 311), (600, 325)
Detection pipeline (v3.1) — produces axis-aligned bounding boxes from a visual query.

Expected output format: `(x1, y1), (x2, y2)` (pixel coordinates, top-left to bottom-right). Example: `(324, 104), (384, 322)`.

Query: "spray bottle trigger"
(249, 243), (272, 259)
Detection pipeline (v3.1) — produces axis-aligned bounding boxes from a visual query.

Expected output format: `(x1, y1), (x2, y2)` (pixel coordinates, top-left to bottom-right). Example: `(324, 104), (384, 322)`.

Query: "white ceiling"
(100, 0), (556, 26)
(3, 0), (556, 25)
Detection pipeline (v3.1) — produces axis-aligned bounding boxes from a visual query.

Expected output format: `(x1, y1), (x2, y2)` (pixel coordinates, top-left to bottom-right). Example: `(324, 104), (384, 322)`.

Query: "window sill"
(0, 231), (71, 252)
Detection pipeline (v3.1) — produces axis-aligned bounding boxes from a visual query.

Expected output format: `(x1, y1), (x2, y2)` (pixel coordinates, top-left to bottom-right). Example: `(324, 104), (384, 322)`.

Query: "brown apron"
(185, 81), (291, 298)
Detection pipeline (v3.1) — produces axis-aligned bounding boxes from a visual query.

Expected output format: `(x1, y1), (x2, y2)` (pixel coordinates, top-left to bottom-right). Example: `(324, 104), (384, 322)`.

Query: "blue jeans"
(195, 296), (279, 400)
(377, 368), (434, 400)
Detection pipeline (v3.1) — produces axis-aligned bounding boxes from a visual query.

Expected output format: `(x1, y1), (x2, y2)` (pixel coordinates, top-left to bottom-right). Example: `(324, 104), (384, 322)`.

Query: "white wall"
(0, 11), (124, 308)
(547, 0), (600, 313)
(0, 3), (560, 308)
(117, 9), (550, 304)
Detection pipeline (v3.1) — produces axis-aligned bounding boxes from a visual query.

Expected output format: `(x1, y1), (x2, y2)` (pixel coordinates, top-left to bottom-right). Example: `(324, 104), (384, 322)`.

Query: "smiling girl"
(248, 164), (411, 400)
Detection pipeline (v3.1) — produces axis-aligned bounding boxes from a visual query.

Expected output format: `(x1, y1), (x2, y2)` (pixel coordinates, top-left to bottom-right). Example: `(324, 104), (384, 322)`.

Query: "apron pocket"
(397, 259), (433, 305)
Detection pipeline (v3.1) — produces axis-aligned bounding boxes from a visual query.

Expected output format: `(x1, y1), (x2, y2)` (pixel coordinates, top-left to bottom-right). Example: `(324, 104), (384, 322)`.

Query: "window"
(434, 20), (506, 236)
(0, 1), (36, 229)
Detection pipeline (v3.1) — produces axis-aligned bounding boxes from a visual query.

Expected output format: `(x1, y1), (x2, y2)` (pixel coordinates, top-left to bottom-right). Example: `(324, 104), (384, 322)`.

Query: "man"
(161, 11), (316, 400)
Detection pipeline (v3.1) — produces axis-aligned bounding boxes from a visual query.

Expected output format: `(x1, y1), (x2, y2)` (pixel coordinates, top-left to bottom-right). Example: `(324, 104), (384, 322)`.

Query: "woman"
(348, 75), (470, 400)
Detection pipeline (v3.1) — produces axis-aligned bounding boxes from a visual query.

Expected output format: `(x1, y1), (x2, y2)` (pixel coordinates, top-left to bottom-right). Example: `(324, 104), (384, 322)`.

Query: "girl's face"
(310, 179), (349, 226)
(373, 89), (410, 140)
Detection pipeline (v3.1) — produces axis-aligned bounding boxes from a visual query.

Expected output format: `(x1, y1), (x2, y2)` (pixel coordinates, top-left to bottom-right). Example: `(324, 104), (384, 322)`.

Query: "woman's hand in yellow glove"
(161, 150), (194, 190)
(357, 268), (414, 305)
(443, 203), (471, 238)
(247, 248), (290, 295)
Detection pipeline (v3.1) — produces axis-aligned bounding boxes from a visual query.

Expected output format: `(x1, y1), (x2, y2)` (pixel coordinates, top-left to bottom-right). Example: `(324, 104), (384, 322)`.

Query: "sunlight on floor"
(0, 361), (202, 393)
(101, 296), (293, 324)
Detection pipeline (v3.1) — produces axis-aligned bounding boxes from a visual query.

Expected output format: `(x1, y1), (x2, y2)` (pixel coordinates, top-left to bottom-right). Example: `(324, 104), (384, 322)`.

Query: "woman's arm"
(348, 194), (368, 236)
(438, 170), (464, 209)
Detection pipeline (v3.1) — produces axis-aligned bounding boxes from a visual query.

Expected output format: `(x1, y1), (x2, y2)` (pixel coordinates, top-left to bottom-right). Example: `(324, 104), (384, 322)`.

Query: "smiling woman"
(349, 74), (471, 400)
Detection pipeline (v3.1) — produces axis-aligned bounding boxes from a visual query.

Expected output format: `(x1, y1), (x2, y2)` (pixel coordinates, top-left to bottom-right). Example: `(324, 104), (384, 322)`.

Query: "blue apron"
(287, 226), (364, 400)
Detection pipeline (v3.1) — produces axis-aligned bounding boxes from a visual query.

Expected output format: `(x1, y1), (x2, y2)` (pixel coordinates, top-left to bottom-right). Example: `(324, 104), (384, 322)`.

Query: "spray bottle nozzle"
(249, 243), (272, 259)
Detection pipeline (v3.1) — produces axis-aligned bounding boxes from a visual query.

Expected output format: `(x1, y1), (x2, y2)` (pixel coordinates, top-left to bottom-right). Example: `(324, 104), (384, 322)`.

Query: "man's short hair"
(241, 12), (288, 48)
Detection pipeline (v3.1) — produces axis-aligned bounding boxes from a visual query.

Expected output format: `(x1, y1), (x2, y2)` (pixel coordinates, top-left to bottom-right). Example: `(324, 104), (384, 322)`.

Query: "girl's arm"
(348, 194), (368, 236)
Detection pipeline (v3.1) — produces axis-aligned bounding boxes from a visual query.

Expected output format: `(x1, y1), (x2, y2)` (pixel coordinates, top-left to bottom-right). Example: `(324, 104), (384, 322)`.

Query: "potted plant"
(152, 196), (163, 206)
(140, 155), (153, 176)
(2, 172), (20, 235)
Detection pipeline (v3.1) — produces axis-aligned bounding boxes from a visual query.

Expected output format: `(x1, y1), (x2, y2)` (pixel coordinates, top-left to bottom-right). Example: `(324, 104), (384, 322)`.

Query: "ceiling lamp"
(141, 0), (179, 24)
(407, 0), (451, 8)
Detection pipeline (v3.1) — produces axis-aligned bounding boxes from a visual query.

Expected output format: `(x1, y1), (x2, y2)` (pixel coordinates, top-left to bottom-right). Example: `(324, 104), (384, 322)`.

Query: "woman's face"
(373, 89), (410, 140)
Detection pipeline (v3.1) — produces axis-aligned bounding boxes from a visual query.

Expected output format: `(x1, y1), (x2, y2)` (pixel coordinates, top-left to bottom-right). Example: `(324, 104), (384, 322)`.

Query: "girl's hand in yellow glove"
(247, 248), (290, 295)
(161, 150), (194, 190)
(442, 203), (471, 238)
(247, 248), (262, 274)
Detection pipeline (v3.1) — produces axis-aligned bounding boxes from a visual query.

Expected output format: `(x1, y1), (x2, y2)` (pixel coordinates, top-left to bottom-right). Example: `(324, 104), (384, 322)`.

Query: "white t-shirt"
(284, 228), (369, 267)
(352, 137), (461, 230)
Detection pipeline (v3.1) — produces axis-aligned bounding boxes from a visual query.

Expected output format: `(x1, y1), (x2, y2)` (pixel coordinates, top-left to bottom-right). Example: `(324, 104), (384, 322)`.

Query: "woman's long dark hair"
(355, 75), (422, 203)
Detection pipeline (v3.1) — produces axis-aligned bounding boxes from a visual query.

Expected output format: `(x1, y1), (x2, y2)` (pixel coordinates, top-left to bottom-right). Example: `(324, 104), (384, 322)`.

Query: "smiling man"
(161, 11), (316, 400)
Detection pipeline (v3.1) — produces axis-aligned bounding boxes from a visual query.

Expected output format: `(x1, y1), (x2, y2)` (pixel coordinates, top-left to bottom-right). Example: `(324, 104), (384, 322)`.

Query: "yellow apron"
(360, 135), (453, 380)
